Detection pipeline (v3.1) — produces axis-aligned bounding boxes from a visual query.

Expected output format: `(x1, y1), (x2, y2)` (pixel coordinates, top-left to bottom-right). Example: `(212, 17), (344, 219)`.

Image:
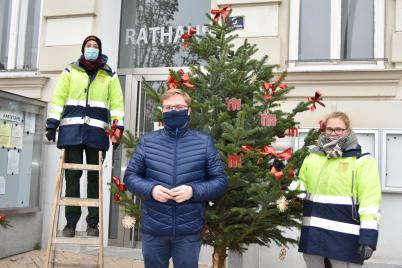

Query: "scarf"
(78, 55), (102, 72)
(316, 131), (358, 159)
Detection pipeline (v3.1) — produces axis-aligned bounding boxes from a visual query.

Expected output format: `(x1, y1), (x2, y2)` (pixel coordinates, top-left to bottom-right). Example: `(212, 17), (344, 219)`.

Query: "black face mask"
(163, 109), (189, 129)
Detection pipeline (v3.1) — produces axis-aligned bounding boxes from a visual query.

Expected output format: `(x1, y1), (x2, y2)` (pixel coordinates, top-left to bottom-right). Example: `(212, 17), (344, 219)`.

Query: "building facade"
(0, 0), (401, 267)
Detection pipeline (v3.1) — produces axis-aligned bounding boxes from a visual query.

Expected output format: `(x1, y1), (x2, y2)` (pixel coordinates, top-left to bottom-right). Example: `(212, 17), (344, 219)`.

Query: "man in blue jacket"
(124, 89), (228, 268)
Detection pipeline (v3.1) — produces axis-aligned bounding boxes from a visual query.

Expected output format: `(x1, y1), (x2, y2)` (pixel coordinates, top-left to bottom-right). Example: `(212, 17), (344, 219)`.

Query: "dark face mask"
(163, 109), (189, 129)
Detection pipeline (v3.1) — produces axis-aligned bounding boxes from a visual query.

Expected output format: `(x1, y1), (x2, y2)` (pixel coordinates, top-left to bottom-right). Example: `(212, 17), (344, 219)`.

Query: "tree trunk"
(212, 247), (227, 268)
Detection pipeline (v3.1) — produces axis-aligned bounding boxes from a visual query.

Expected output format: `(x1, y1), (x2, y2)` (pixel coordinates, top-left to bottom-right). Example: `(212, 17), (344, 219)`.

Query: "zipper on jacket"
(351, 170), (359, 222)
(172, 129), (179, 237)
(83, 78), (91, 119)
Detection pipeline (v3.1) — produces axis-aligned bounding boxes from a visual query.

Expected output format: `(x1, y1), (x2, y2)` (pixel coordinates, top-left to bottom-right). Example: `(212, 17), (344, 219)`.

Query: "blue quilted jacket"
(123, 125), (228, 236)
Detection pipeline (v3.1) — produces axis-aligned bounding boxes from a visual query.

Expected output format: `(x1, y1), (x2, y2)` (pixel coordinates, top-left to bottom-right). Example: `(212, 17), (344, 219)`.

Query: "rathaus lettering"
(125, 25), (209, 45)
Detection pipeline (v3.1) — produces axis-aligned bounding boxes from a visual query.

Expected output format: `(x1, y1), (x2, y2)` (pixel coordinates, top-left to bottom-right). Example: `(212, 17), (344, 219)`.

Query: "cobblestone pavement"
(0, 250), (210, 268)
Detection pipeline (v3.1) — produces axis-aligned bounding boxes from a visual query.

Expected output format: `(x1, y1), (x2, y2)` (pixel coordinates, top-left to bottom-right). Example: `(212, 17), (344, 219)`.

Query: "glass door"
(108, 72), (167, 247)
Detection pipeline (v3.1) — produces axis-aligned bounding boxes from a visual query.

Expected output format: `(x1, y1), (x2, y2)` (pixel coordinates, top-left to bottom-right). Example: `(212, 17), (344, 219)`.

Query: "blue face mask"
(84, 47), (99, 61)
(163, 110), (189, 130)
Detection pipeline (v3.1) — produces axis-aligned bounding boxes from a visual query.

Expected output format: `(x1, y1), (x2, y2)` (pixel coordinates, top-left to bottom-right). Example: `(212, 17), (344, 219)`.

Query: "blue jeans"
(142, 233), (202, 268)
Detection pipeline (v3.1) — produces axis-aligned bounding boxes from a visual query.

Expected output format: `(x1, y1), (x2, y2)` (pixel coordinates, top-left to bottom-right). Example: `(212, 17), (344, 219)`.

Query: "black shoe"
(87, 223), (99, 237)
(62, 223), (76, 237)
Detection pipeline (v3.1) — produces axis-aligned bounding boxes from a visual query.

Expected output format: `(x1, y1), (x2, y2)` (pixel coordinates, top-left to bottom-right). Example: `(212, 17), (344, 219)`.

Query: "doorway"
(108, 70), (169, 247)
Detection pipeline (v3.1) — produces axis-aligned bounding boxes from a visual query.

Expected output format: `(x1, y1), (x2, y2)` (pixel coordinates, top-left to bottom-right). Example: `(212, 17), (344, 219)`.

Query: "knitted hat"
(81, 35), (102, 55)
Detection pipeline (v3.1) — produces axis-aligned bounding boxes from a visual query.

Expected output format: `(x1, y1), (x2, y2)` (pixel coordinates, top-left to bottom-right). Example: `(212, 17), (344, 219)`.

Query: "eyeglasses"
(325, 127), (346, 135)
(162, 105), (188, 111)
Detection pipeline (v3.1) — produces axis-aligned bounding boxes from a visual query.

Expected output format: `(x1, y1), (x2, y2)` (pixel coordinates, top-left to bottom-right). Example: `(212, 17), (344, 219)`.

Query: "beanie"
(81, 35), (102, 55)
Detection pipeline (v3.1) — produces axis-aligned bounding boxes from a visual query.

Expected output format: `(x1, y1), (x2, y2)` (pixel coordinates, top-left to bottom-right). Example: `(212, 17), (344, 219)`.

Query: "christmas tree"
(112, 6), (323, 268)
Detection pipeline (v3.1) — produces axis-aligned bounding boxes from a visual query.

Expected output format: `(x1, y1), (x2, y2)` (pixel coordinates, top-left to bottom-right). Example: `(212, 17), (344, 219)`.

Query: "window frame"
(2, 0), (41, 72)
(288, 0), (385, 71)
(381, 129), (402, 193)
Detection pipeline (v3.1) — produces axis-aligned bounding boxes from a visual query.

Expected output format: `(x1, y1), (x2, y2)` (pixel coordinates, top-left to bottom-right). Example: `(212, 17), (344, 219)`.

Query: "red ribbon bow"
(263, 82), (287, 100)
(179, 69), (195, 89)
(106, 119), (122, 143)
(167, 69), (195, 90)
(211, 6), (230, 23)
(180, 27), (197, 48)
(308, 91), (325, 112)
(242, 146), (293, 161)
(270, 166), (295, 180)
(113, 193), (121, 202)
(112, 176), (127, 192)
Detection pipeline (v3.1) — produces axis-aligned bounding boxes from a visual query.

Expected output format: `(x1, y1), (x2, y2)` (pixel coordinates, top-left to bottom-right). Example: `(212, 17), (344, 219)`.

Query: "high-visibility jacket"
(298, 146), (381, 264)
(46, 60), (124, 151)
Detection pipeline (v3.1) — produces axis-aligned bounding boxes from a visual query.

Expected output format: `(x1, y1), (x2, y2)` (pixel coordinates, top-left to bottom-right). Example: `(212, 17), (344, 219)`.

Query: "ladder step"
(58, 197), (99, 207)
(63, 163), (100, 171)
(54, 236), (100, 245)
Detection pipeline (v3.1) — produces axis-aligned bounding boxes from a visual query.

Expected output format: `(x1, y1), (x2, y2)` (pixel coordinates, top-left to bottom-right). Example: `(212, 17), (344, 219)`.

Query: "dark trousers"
(142, 233), (202, 268)
(64, 145), (104, 225)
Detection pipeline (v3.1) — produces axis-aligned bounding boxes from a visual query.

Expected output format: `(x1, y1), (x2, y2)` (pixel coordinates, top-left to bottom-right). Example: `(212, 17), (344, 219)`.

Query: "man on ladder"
(45, 35), (125, 237)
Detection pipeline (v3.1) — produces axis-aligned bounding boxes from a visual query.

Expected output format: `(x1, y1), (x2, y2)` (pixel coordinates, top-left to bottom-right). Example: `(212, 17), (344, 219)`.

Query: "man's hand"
(171, 185), (193, 203)
(152, 185), (173, 203)
(45, 128), (56, 142)
(358, 244), (374, 263)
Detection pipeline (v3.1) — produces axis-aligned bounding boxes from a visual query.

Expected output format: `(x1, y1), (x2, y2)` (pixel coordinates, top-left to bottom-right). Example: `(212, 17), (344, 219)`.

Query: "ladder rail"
(98, 151), (104, 267)
(44, 149), (65, 268)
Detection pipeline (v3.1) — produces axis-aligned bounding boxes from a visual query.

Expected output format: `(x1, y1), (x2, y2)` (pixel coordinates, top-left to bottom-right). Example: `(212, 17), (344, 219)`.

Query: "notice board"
(0, 90), (46, 212)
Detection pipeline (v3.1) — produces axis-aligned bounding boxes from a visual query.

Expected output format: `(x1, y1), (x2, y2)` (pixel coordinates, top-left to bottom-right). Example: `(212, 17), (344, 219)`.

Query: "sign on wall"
(119, 0), (211, 68)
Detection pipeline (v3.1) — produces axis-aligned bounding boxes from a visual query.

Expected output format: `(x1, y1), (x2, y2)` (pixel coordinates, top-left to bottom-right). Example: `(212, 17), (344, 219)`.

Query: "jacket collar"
(163, 123), (190, 138)
(69, 54), (114, 77)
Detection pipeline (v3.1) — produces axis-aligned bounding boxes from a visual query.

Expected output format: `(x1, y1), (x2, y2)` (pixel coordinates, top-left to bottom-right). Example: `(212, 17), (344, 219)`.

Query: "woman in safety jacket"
(45, 35), (124, 238)
(296, 112), (381, 267)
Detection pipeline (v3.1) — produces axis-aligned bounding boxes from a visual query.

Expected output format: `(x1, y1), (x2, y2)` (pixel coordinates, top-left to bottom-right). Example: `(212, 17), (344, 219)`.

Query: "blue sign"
(229, 16), (244, 30)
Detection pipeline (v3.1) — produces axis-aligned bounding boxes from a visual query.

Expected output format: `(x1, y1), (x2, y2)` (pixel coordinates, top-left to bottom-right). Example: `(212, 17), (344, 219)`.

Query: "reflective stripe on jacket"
(123, 126), (228, 236)
(298, 146), (381, 264)
(46, 61), (124, 151)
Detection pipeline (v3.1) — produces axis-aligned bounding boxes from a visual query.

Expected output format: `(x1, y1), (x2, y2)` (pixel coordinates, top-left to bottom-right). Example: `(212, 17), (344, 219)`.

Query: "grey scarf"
(313, 131), (358, 159)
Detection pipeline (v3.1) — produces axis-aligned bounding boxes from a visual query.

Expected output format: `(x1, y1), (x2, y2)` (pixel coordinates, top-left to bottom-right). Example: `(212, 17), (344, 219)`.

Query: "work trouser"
(64, 145), (105, 225)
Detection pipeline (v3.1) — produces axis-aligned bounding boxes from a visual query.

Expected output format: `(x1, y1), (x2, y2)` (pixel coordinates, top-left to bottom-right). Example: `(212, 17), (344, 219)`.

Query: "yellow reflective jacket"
(46, 58), (124, 150)
(298, 146), (381, 264)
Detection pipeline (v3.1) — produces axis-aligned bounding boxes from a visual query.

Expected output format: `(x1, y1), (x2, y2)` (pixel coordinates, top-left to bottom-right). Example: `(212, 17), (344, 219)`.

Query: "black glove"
(112, 142), (120, 150)
(45, 128), (56, 142)
(358, 244), (374, 263)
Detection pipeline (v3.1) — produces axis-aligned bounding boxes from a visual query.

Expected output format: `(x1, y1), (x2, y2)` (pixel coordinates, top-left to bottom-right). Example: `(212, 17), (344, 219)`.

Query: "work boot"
(62, 223), (76, 237)
(87, 223), (99, 237)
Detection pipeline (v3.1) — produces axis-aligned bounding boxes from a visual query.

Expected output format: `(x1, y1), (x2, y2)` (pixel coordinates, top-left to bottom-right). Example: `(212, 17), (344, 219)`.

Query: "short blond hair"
(324, 112), (351, 130)
(161, 89), (191, 106)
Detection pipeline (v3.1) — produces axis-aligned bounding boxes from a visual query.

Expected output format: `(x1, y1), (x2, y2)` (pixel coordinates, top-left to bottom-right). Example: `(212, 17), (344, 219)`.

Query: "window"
(288, 0), (384, 70)
(0, 0), (41, 71)
(381, 130), (402, 192)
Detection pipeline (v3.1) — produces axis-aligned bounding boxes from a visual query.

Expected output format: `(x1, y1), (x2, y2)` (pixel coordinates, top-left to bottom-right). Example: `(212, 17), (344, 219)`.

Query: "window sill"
(287, 59), (386, 72)
(0, 70), (39, 78)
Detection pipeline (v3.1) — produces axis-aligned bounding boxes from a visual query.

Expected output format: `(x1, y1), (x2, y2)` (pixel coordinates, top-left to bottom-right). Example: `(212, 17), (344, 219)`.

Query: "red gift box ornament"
(308, 91), (325, 112)
(228, 154), (242, 168)
(211, 5), (230, 24)
(259, 112), (277, 126)
(112, 176), (127, 192)
(180, 27), (197, 48)
(226, 98), (242, 111)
